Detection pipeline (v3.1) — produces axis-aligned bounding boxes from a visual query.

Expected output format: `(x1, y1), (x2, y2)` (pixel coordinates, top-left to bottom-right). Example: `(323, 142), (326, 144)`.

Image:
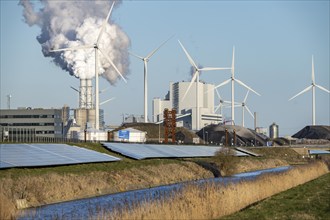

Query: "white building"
(113, 128), (147, 143)
(77, 128), (108, 141)
(153, 81), (222, 131)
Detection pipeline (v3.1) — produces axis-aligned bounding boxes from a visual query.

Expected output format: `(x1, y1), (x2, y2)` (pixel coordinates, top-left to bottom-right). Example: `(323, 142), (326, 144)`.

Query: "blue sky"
(1, 0), (329, 136)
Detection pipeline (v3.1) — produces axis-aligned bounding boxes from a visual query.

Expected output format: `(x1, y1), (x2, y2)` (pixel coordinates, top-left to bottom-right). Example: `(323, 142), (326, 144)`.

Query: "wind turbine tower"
(289, 55), (330, 125)
(130, 36), (172, 123)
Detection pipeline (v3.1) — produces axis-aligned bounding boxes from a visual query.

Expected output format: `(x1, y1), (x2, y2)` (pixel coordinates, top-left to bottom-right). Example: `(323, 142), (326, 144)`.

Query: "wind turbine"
(50, 1), (126, 130)
(214, 46), (260, 125)
(214, 88), (232, 115)
(237, 90), (254, 127)
(129, 36), (172, 123)
(178, 40), (231, 130)
(289, 55), (330, 125)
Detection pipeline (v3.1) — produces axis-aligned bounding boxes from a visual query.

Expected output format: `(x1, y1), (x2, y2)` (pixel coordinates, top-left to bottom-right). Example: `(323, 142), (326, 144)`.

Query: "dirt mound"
(196, 125), (268, 146)
(292, 126), (330, 140)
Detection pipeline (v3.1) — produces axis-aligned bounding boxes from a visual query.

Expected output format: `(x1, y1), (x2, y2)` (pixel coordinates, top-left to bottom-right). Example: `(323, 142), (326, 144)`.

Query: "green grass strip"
(221, 173), (330, 220)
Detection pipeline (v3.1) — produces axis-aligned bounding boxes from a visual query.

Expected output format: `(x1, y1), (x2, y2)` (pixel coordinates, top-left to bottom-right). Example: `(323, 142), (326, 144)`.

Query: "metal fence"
(0, 127), (83, 143)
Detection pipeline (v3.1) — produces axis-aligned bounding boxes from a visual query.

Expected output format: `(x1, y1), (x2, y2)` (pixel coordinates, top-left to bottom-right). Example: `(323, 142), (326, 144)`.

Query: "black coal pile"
(196, 124), (268, 146)
(292, 126), (330, 140)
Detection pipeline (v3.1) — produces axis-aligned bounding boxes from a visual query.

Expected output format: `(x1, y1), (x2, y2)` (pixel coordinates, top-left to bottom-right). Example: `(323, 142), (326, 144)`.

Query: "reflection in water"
(19, 166), (291, 219)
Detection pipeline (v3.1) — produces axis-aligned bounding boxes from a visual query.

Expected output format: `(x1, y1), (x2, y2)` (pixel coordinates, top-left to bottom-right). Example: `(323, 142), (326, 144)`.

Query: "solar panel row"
(0, 144), (121, 169)
(102, 142), (248, 160)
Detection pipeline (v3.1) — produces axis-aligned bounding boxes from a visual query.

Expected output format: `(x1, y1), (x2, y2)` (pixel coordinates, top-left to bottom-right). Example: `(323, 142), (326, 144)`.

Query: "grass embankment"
(103, 161), (329, 220)
(0, 143), (214, 219)
(221, 172), (330, 219)
(0, 143), (311, 219)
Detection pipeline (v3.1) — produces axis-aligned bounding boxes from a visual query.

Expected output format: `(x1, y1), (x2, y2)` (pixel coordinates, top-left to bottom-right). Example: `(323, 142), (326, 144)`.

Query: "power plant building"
(153, 81), (222, 130)
(0, 107), (68, 140)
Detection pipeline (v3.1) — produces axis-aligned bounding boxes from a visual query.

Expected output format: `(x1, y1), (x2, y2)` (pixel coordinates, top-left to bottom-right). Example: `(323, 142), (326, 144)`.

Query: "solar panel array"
(0, 144), (121, 169)
(102, 142), (248, 160)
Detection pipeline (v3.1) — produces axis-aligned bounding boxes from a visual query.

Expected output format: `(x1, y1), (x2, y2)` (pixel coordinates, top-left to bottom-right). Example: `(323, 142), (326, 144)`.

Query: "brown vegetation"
(101, 161), (329, 220)
(0, 146), (318, 219)
(0, 161), (212, 219)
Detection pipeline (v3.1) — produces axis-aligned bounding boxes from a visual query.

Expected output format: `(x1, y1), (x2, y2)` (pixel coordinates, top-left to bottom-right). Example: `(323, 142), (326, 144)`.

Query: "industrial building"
(0, 105), (105, 141)
(153, 81), (223, 130)
(113, 128), (147, 143)
(0, 107), (68, 141)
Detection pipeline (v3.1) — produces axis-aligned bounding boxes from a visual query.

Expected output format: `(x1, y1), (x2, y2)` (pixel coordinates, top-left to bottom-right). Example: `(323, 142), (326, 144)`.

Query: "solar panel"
(102, 143), (248, 160)
(235, 147), (261, 157)
(309, 149), (330, 155)
(0, 144), (121, 169)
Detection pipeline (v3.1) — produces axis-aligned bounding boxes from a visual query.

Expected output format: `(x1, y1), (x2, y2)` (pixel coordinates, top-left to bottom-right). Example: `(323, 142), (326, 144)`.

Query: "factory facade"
(153, 81), (222, 130)
(0, 106), (105, 141)
(0, 107), (67, 141)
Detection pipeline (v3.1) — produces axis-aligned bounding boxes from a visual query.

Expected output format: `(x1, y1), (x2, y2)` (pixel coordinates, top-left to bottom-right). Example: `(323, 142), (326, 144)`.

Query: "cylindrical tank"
(269, 122), (279, 139)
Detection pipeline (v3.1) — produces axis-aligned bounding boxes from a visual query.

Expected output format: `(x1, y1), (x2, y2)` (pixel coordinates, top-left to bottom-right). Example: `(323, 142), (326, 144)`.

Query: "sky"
(1, 0), (329, 137)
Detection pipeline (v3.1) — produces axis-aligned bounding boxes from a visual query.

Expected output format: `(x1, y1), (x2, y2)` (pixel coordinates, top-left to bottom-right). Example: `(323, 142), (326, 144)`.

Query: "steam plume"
(19, 0), (130, 84)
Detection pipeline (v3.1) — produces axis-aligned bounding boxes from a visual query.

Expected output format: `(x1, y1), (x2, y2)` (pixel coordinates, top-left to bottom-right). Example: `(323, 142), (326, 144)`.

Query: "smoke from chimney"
(19, 0), (130, 84)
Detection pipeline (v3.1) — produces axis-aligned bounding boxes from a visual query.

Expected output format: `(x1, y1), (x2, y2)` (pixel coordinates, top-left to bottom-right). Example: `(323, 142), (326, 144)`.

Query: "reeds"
(0, 161), (212, 219)
(99, 161), (329, 220)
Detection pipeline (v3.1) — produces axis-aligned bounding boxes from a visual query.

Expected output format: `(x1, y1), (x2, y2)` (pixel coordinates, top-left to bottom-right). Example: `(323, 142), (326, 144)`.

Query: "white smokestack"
(86, 79), (93, 109)
(80, 79), (87, 109)
(19, 0), (130, 85)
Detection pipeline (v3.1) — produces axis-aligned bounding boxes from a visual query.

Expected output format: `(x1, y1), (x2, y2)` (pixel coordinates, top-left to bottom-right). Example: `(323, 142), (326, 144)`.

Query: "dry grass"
(0, 191), (16, 220)
(100, 161), (329, 220)
(0, 161), (212, 218)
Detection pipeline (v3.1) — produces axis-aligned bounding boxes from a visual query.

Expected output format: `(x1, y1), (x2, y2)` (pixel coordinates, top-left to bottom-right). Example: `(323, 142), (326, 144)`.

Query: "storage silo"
(269, 122), (279, 139)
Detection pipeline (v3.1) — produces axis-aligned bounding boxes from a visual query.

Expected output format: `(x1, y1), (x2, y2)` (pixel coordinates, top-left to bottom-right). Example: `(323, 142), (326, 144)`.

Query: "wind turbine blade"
(288, 85), (313, 101)
(146, 35), (173, 59)
(199, 67), (231, 71)
(50, 44), (94, 52)
(235, 79), (261, 96)
(215, 88), (221, 99)
(312, 55), (315, 83)
(245, 105), (254, 118)
(70, 86), (79, 93)
(231, 46), (235, 76)
(178, 40), (198, 70)
(99, 48), (127, 83)
(214, 104), (221, 113)
(99, 87), (110, 94)
(182, 71), (198, 101)
(315, 84), (330, 93)
(129, 51), (144, 60)
(214, 78), (231, 89)
(100, 97), (115, 105)
(243, 90), (250, 103)
(96, 1), (115, 44)
(223, 100), (233, 104)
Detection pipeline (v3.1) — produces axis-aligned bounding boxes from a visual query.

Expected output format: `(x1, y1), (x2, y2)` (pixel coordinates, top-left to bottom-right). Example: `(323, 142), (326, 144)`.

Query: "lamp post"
(158, 122), (160, 143)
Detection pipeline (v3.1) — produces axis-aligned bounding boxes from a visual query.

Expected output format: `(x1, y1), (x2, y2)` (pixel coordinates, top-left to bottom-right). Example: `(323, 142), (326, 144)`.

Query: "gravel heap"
(292, 125), (330, 140)
(196, 124), (268, 146)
